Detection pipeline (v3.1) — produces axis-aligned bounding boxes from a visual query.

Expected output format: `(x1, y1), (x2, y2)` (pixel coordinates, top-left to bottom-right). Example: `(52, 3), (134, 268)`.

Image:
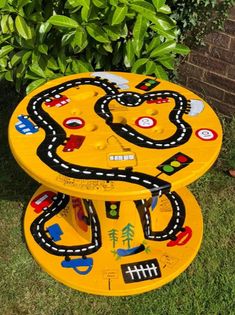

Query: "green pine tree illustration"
(108, 229), (118, 248)
(121, 223), (134, 249)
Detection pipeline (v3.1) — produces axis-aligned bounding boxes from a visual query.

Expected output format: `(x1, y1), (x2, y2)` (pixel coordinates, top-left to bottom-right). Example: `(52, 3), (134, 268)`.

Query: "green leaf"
(47, 57), (59, 70)
(29, 64), (46, 78)
(76, 0), (90, 9)
(72, 59), (93, 73)
(0, 73), (6, 80)
(157, 55), (175, 69)
(15, 15), (32, 39)
(67, 0), (82, 8)
(24, 2), (36, 15)
(28, 12), (44, 23)
(39, 22), (52, 43)
(154, 64), (168, 80)
(103, 43), (113, 53)
(173, 44), (190, 55)
(0, 45), (14, 58)
(11, 50), (26, 67)
(120, 23), (128, 38)
(38, 44), (48, 55)
(22, 50), (31, 64)
(86, 23), (109, 43)
(44, 67), (56, 77)
(16, 63), (26, 79)
(131, 58), (148, 72)
(48, 15), (78, 28)
(109, 0), (118, 5)
(57, 51), (67, 73)
(0, 0), (7, 9)
(25, 70), (40, 80)
(32, 50), (40, 65)
(61, 31), (75, 46)
(7, 15), (14, 32)
(158, 5), (171, 14)
(1, 15), (9, 34)
(152, 0), (165, 11)
(92, 0), (106, 8)
(152, 0), (171, 13)
(78, 60), (89, 72)
(111, 5), (127, 25)
(26, 78), (47, 94)
(0, 56), (7, 69)
(71, 26), (88, 52)
(146, 36), (161, 53)
(153, 27), (176, 40)
(133, 14), (148, 57)
(103, 25), (121, 41)
(154, 13), (175, 30)
(0, 34), (11, 45)
(5, 70), (13, 82)
(131, 2), (175, 30)
(145, 60), (156, 74)
(112, 41), (122, 65)
(16, 0), (32, 9)
(150, 40), (176, 57)
(131, 1), (156, 17)
(38, 54), (48, 70)
(124, 39), (135, 67)
(81, 5), (91, 22)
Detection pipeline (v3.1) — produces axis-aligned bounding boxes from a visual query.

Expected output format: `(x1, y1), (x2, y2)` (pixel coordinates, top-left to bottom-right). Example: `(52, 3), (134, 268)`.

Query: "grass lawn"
(0, 82), (234, 315)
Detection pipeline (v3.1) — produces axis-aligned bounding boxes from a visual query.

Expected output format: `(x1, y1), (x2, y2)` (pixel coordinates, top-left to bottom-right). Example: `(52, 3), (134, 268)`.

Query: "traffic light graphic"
(135, 79), (160, 91)
(157, 152), (193, 176)
(105, 201), (120, 219)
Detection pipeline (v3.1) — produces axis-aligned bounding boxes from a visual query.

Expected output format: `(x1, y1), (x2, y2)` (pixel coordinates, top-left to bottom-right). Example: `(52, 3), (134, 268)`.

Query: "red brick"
(227, 64), (235, 80)
(204, 72), (235, 93)
(229, 6), (235, 19)
(210, 46), (235, 64)
(207, 97), (235, 117)
(224, 91), (235, 105)
(224, 19), (235, 36)
(205, 32), (231, 49)
(230, 38), (235, 51)
(175, 74), (187, 86)
(189, 53), (228, 75)
(187, 77), (224, 100)
(178, 61), (205, 80)
(194, 44), (211, 55)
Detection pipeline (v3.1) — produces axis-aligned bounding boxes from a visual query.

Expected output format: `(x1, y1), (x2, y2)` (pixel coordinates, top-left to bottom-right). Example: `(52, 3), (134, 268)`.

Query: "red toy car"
(147, 97), (169, 104)
(63, 135), (85, 152)
(30, 191), (56, 213)
(45, 94), (70, 107)
(167, 226), (192, 247)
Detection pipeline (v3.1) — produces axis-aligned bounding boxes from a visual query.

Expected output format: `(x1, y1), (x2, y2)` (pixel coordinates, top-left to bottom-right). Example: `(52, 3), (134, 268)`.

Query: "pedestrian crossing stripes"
(121, 259), (161, 283)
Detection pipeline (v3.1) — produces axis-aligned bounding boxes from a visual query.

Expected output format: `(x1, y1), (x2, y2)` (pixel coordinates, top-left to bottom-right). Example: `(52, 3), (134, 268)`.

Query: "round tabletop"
(9, 72), (222, 200)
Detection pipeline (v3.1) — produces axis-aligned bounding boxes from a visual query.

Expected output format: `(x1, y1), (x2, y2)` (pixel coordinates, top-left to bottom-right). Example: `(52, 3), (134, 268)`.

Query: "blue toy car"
(61, 257), (93, 275)
(47, 223), (63, 242)
(15, 115), (39, 135)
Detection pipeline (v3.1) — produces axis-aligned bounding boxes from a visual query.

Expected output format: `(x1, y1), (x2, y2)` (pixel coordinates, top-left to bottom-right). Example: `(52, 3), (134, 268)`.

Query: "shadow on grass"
(0, 81), (38, 202)
(0, 82), (38, 244)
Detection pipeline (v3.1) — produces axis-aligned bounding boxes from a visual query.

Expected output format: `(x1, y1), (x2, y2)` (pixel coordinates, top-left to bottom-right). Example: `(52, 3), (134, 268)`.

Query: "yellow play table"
(9, 72), (222, 296)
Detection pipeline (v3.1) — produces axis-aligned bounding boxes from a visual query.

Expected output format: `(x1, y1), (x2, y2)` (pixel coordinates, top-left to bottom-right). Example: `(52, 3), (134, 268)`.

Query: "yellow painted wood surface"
(9, 72), (222, 200)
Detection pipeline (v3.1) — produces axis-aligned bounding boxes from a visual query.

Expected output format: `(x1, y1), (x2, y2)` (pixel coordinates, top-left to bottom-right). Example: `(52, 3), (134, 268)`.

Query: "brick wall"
(177, 6), (235, 117)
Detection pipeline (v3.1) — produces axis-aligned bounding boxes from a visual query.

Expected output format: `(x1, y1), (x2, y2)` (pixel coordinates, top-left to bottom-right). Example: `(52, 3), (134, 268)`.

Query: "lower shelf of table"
(24, 185), (203, 296)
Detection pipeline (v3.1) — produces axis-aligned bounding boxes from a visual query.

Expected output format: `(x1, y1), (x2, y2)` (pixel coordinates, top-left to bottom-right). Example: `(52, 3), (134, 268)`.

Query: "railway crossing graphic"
(9, 72), (222, 295)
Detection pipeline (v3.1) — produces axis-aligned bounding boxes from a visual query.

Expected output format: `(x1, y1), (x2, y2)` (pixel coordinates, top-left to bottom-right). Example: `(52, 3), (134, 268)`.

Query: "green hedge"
(0, 0), (190, 93)
(168, 0), (234, 47)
